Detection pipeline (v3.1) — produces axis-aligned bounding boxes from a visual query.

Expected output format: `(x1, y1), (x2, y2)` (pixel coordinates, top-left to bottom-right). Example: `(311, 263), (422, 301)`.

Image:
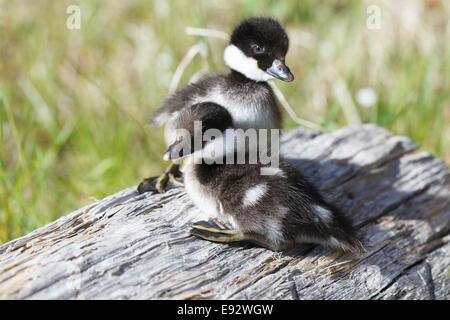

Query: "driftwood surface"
(0, 124), (449, 300)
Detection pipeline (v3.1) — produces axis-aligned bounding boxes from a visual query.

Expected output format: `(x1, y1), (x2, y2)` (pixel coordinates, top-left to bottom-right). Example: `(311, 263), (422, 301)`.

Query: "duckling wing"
(278, 161), (367, 253)
(147, 75), (225, 126)
(198, 161), (366, 253)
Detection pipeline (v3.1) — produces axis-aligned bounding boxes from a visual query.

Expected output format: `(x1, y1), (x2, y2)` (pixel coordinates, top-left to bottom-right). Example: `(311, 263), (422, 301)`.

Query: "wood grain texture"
(0, 124), (449, 300)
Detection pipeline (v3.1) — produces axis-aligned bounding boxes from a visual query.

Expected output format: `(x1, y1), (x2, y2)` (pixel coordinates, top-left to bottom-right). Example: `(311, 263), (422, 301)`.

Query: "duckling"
(165, 102), (366, 253)
(138, 17), (295, 194)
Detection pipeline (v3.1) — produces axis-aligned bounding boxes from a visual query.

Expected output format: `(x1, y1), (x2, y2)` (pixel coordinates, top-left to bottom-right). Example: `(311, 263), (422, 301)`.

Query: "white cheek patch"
(223, 45), (275, 82)
(242, 183), (269, 206)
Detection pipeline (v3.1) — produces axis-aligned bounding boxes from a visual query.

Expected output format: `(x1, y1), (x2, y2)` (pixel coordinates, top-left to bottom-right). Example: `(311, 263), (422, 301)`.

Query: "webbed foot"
(190, 219), (291, 252)
(137, 163), (183, 194)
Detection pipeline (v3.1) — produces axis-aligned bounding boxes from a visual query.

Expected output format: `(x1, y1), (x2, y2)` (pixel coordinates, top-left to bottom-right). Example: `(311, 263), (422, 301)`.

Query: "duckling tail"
(312, 203), (368, 255)
(331, 234), (368, 255)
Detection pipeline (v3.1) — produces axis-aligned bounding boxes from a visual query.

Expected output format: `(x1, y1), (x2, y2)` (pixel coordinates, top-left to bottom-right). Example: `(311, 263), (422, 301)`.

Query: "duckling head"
(163, 103), (233, 162)
(224, 17), (294, 83)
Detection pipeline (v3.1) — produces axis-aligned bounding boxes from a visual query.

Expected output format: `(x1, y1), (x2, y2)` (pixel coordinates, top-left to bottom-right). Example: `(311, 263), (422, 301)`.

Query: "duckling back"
(186, 156), (366, 253)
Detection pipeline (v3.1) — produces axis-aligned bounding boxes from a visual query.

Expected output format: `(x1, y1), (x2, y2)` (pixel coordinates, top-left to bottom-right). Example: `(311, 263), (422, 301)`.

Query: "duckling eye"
(252, 44), (264, 55)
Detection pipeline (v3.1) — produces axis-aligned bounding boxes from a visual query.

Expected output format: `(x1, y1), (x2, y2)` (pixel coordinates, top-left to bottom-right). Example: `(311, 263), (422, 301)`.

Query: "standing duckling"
(165, 103), (366, 253)
(138, 17), (295, 194)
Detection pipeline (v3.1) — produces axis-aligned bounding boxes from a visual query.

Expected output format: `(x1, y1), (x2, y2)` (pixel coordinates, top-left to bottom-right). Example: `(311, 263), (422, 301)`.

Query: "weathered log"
(0, 124), (448, 300)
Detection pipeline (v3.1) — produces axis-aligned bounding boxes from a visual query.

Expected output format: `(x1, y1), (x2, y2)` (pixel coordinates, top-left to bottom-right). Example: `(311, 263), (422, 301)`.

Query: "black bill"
(266, 59), (294, 82)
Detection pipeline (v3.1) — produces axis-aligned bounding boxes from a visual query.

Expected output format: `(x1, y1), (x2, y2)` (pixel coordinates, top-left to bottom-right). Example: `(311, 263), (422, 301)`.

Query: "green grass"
(0, 0), (449, 244)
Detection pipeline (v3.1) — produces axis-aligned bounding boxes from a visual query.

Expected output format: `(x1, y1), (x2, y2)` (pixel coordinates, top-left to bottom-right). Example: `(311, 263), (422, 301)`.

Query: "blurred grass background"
(0, 0), (449, 244)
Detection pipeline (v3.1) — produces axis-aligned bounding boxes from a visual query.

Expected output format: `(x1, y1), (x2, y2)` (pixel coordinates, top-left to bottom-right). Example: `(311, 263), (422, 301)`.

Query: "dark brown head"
(224, 17), (294, 82)
(164, 103), (233, 161)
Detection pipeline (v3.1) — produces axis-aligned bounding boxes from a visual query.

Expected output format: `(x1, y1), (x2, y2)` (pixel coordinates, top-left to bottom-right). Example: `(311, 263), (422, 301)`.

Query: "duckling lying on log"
(164, 102), (367, 253)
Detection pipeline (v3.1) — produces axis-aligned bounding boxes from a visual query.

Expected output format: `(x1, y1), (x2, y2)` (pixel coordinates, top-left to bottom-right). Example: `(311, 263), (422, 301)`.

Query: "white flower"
(356, 87), (377, 108)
